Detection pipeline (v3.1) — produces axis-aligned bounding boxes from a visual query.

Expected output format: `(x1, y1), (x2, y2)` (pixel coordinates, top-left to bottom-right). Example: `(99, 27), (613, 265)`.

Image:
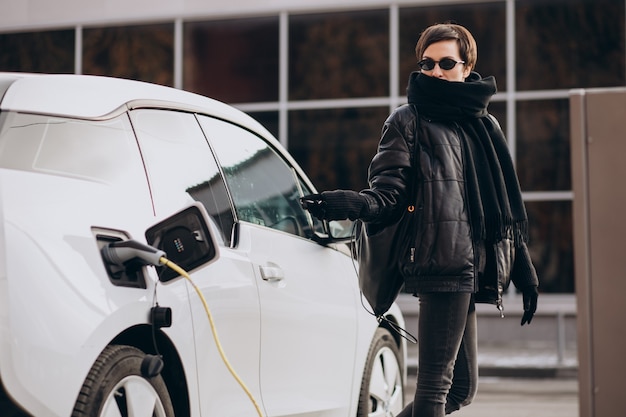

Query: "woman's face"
(420, 39), (471, 82)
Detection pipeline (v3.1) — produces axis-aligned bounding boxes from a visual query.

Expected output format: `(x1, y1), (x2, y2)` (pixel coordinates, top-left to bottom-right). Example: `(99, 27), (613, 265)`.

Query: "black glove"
(300, 190), (365, 221)
(521, 286), (538, 326)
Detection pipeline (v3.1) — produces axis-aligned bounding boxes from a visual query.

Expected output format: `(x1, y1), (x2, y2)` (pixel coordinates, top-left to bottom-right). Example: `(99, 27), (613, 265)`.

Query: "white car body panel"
(246, 222), (359, 417)
(0, 166), (155, 414)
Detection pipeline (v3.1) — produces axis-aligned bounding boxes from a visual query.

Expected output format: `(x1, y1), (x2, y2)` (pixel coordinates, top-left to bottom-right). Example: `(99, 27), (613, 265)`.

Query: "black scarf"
(407, 71), (528, 246)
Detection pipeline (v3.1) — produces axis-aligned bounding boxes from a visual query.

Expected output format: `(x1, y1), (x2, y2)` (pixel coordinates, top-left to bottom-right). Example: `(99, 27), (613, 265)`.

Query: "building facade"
(1, 0), (624, 294)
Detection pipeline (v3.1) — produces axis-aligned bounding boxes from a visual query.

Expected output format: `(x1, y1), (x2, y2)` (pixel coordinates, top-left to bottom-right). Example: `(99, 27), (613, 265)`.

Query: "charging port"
(95, 231), (147, 289)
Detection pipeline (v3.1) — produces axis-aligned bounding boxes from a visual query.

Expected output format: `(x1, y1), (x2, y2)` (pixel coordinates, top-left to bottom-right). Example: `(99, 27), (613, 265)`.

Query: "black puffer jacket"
(360, 104), (538, 310)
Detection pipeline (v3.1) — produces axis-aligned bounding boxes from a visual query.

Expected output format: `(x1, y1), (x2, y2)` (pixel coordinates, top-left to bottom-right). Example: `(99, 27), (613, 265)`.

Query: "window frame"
(197, 113), (325, 241)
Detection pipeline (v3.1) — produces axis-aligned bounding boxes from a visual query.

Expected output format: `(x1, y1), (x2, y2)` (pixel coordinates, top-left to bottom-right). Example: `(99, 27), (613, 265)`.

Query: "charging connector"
(101, 240), (166, 267)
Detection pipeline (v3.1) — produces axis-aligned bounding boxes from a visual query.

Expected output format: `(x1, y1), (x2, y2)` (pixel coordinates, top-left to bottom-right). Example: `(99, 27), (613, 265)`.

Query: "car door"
(198, 115), (360, 417)
(130, 109), (264, 416)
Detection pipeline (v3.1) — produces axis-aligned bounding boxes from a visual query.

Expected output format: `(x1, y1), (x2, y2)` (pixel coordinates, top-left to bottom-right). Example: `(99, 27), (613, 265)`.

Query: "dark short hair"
(415, 23), (477, 71)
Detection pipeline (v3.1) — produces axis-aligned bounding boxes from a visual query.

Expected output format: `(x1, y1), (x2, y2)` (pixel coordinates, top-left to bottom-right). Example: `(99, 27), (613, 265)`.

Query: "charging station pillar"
(570, 87), (626, 417)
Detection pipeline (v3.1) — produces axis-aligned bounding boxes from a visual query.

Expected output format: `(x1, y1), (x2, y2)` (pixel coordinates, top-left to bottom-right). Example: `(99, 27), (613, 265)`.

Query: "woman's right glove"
(300, 190), (366, 221)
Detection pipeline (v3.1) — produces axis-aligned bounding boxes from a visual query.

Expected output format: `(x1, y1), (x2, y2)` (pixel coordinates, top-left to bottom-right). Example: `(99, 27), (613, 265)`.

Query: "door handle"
(259, 264), (284, 282)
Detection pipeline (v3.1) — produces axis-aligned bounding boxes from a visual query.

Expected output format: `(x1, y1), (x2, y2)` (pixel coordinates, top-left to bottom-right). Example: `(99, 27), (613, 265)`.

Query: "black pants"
(398, 292), (478, 417)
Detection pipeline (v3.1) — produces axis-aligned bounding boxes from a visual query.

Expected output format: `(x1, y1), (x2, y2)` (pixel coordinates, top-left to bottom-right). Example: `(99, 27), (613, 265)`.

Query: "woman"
(301, 23), (539, 416)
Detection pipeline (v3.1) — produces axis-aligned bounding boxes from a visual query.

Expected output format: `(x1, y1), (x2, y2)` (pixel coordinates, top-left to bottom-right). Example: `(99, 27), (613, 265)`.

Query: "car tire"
(357, 327), (404, 417)
(72, 345), (175, 417)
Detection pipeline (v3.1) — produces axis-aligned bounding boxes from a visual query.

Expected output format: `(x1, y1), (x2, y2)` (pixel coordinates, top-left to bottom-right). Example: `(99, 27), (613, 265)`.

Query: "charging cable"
(159, 256), (264, 417)
(102, 240), (265, 417)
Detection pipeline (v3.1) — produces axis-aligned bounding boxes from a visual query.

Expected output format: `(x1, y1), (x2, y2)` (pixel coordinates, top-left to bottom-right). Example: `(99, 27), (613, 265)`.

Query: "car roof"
(0, 72), (271, 137)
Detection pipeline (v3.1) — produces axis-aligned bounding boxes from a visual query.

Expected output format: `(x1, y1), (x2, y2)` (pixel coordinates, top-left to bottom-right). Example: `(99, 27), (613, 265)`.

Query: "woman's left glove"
(300, 190), (365, 221)
(521, 285), (539, 326)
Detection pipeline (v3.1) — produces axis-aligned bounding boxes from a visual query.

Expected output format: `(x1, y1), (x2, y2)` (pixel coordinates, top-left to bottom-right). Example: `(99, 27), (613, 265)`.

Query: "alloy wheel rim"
(368, 346), (403, 417)
(101, 375), (167, 417)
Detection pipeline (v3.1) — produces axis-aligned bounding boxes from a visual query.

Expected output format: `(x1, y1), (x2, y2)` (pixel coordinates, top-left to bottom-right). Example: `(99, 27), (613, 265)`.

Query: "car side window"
(129, 109), (235, 246)
(197, 115), (322, 238)
(0, 111), (145, 187)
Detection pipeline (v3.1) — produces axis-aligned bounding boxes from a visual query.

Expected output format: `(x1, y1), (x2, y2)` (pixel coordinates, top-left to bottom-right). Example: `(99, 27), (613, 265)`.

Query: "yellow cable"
(159, 257), (265, 417)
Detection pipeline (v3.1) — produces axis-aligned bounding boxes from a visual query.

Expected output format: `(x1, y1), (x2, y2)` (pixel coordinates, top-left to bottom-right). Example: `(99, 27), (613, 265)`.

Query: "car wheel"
(357, 327), (404, 417)
(72, 345), (175, 417)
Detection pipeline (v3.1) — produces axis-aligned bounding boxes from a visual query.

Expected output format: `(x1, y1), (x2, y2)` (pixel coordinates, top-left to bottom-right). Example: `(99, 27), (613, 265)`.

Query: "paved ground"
(402, 341), (580, 416)
(403, 376), (579, 417)
(406, 342), (579, 379)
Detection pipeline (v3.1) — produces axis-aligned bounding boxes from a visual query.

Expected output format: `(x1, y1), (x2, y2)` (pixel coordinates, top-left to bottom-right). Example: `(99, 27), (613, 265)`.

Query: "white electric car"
(0, 73), (407, 417)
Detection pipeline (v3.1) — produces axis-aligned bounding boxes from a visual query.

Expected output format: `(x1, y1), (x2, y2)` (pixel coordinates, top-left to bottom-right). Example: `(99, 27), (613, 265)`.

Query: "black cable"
(350, 220), (417, 344)
(149, 282), (163, 358)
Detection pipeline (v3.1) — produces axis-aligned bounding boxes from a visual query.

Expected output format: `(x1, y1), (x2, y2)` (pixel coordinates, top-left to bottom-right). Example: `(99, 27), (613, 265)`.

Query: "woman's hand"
(300, 190), (365, 221)
(520, 286), (538, 326)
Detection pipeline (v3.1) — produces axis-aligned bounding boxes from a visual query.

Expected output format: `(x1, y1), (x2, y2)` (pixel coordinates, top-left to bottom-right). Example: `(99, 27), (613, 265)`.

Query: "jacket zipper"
(408, 107), (420, 265)
(497, 298), (505, 318)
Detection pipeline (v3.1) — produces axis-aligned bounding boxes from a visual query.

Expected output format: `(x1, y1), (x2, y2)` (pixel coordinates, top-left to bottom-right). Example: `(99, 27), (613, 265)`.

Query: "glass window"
(516, 99), (570, 191)
(0, 112), (144, 186)
(184, 17), (279, 103)
(0, 29), (74, 73)
(288, 107), (390, 192)
(525, 201), (574, 293)
(130, 109), (235, 246)
(289, 9), (389, 100)
(399, 3), (507, 94)
(247, 111), (279, 140)
(83, 23), (174, 87)
(516, 0), (625, 90)
(198, 115), (323, 238)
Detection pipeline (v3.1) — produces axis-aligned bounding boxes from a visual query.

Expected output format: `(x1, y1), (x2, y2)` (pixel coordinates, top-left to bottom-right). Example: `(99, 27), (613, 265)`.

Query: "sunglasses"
(417, 58), (465, 71)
